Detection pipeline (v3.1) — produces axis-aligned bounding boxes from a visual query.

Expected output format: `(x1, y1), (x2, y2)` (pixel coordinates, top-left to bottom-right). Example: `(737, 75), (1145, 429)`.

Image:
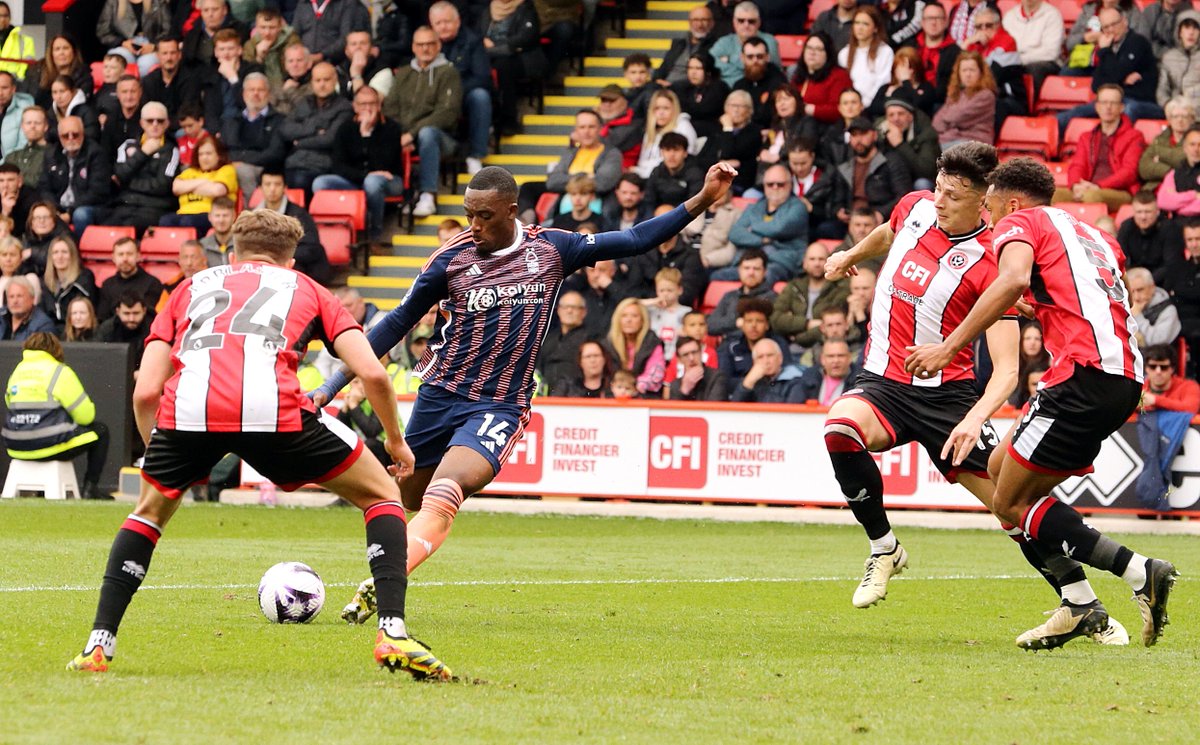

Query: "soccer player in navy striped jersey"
(317, 163), (737, 623)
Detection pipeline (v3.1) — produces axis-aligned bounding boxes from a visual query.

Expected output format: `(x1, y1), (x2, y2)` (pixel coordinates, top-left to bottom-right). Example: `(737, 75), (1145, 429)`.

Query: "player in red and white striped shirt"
(68, 210), (452, 680)
(823, 144), (1126, 644)
(907, 158), (1178, 650)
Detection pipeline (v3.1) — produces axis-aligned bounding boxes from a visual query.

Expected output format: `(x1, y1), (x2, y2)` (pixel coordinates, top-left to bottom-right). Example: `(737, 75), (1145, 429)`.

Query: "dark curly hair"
(987, 157), (1056, 206)
(936, 142), (997, 191)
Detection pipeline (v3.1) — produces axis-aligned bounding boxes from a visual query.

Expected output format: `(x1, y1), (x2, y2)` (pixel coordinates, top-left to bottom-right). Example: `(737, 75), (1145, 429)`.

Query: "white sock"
(1060, 579), (1098, 606)
(86, 629), (116, 658)
(1121, 553), (1149, 590)
(869, 531), (897, 556)
(378, 615), (408, 639)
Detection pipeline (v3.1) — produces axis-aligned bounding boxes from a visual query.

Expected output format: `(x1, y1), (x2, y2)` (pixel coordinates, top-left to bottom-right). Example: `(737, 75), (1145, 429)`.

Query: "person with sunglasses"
(108, 101), (180, 235)
(43, 115), (112, 238)
(710, 1), (781, 86)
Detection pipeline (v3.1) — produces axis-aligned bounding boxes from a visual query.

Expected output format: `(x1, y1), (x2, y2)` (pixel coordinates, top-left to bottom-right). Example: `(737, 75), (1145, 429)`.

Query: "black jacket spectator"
(330, 117), (405, 183)
(260, 200), (332, 286)
(708, 282), (778, 337)
(43, 140), (112, 213)
(644, 157), (705, 210)
(830, 150), (914, 220)
(221, 108), (286, 170)
(41, 267), (97, 330)
(1119, 214), (1183, 281)
(624, 240), (707, 308)
(698, 125), (761, 193)
(182, 14), (246, 69)
(293, 0), (371, 65)
(201, 60), (265, 126)
(441, 24), (492, 95)
(672, 76), (730, 141)
(112, 138), (180, 218)
(794, 363), (859, 402)
(377, 4), (414, 69)
(97, 268), (163, 321)
(668, 366), (730, 401)
(733, 64), (788, 129)
(142, 67), (203, 129)
(278, 94), (353, 175)
(1095, 28), (1158, 103)
(100, 111), (141, 162)
(655, 35), (716, 84)
(539, 324), (591, 392)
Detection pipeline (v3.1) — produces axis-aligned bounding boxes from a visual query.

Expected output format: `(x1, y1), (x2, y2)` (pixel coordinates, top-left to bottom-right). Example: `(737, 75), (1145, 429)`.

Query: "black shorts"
(142, 409), (364, 499)
(1009, 364), (1142, 476)
(842, 370), (999, 479)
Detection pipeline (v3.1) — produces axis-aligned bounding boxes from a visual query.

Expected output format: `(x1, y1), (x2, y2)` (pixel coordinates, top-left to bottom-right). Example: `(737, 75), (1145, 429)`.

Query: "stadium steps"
(360, 17), (680, 310)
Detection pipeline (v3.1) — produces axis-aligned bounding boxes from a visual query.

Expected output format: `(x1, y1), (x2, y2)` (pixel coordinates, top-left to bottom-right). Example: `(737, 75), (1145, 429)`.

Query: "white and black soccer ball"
(258, 562), (325, 624)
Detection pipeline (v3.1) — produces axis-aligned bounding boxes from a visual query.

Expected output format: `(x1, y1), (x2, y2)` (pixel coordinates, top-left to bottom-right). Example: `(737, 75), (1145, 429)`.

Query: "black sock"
(1022, 496), (1133, 575)
(825, 422), (890, 540)
(93, 516), (162, 633)
(364, 502), (408, 621)
(1001, 522), (1061, 594)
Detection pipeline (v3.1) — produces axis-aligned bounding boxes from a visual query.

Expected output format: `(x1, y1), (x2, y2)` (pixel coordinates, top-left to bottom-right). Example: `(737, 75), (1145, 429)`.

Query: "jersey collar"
(488, 220), (525, 257)
(940, 221), (987, 243)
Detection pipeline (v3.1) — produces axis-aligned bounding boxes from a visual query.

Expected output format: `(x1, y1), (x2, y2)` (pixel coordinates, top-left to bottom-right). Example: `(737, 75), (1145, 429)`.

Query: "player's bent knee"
(825, 398), (890, 450)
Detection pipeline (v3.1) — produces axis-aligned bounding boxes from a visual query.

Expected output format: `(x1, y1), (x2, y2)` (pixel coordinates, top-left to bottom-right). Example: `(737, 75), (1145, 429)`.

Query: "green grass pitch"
(1, 501), (1197, 744)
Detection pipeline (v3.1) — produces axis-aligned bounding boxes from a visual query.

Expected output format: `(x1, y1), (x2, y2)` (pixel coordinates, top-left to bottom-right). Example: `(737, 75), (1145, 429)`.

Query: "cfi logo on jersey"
(466, 287), (498, 312)
(525, 246), (540, 274)
(946, 251), (968, 270)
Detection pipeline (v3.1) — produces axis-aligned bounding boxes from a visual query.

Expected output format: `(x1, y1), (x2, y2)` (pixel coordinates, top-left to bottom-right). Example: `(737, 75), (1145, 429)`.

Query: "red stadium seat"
(141, 226), (197, 259)
(731, 196), (759, 210)
(816, 238), (843, 252)
(775, 35), (807, 67)
(1047, 160), (1070, 188)
(1056, 202), (1108, 223)
(86, 260), (118, 285)
(535, 191), (560, 224)
(1114, 203), (1134, 227)
(996, 116), (1060, 160)
(1047, 0), (1081, 29)
(1134, 119), (1167, 144)
(1060, 117), (1098, 159)
(1036, 76), (1095, 114)
(309, 190), (366, 232)
(144, 262), (181, 283)
(997, 0), (1018, 16)
(247, 187), (306, 209)
(308, 190), (367, 268)
(700, 280), (739, 315)
(999, 151), (1047, 164)
(808, 0), (835, 24)
(79, 225), (136, 260)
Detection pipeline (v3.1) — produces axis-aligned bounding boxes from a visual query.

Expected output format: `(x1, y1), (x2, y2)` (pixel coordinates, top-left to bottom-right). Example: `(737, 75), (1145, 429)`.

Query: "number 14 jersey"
(148, 262), (359, 432)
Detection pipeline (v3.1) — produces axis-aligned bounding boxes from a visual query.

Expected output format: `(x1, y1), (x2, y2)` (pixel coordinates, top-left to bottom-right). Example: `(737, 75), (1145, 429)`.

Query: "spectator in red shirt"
(789, 32), (853, 126)
(1142, 343), (1200, 413)
(916, 2), (957, 89)
(1052, 84), (1147, 212)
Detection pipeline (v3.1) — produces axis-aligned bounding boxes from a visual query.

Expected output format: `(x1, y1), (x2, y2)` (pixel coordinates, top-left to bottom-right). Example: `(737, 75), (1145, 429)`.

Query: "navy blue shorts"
(405, 385), (529, 474)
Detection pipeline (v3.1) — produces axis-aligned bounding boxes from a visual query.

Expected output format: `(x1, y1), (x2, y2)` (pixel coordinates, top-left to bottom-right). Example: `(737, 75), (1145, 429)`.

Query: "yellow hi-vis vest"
(3, 349), (98, 459)
(0, 27), (35, 80)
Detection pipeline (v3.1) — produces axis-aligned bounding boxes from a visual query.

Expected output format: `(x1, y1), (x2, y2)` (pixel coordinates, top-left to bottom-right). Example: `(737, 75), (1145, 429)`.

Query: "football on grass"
(258, 562), (325, 623)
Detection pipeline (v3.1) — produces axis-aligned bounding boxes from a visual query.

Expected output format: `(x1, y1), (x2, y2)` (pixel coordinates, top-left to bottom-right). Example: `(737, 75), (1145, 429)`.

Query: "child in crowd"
(550, 173), (606, 232)
(609, 369), (637, 400)
(642, 267), (691, 361)
(623, 53), (653, 117)
(94, 53), (126, 125)
(176, 105), (208, 168)
(663, 310), (718, 384)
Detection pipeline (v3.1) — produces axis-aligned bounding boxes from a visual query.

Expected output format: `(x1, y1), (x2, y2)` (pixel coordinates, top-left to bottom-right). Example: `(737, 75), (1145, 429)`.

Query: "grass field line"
(0, 573), (1039, 593)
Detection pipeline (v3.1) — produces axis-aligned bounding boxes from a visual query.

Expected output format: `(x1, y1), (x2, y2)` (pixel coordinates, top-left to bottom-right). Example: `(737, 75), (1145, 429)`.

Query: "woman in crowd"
(40, 235), (96, 334)
(602, 298), (666, 397)
(64, 297), (98, 343)
(22, 201), (71, 276)
(698, 90), (761, 194)
(163, 133), (238, 231)
(1141, 97), (1196, 192)
(1010, 321), (1051, 406)
(551, 340), (614, 398)
(1156, 124), (1200, 216)
(635, 89), (698, 179)
(790, 32), (853, 125)
(932, 51), (996, 147)
(481, 0), (545, 136)
(759, 84), (819, 168)
(21, 35), (92, 110)
(866, 46), (936, 118)
(672, 51), (730, 141)
(0, 237), (39, 308)
(97, 0), (173, 77)
(47, 75), (101, 145)
(838, 6), (894, 108)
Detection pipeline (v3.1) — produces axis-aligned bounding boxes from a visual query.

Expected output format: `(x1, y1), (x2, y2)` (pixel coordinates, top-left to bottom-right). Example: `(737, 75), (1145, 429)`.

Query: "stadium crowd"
(0, 0), (1198, 421)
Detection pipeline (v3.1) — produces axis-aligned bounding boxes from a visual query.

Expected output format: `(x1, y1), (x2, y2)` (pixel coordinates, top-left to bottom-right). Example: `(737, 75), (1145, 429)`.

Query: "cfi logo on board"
(494, 412), (544, 483)
(647, 417), (707, 489)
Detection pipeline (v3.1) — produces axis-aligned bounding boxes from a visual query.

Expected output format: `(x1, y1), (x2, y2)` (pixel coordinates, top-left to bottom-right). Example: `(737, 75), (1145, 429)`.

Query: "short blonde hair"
(232, 209), (304, 263)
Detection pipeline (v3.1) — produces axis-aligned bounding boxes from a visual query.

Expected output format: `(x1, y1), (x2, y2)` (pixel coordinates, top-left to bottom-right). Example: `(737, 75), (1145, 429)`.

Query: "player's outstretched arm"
(941, 318), (1019, 466)
(577, 163), (737, 263)
(824, 222), (895, 279)
(905, 240), (1034, 376)
(332, 328), (414, 478)
(132, 340), (174, 447)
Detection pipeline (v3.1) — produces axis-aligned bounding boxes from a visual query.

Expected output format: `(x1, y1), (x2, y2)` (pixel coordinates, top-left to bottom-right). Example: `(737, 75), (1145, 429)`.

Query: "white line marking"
(0, 574), (1030, 593)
